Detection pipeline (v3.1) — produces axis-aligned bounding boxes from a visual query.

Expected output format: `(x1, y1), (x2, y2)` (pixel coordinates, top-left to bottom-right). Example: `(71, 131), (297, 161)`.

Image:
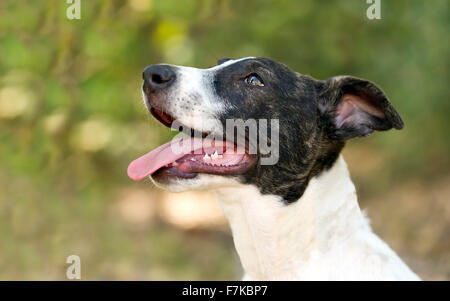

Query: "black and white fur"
(141, 57), (420, 280)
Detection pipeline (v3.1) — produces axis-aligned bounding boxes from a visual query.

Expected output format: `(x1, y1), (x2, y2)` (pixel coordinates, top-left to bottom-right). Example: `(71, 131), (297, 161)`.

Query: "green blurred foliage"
(0, 0), (448, 280)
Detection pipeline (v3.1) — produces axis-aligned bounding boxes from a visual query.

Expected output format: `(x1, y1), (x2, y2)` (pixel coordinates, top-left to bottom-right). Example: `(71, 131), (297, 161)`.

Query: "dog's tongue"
(127, 139), (183, 181)
(127, 137), (231, 181)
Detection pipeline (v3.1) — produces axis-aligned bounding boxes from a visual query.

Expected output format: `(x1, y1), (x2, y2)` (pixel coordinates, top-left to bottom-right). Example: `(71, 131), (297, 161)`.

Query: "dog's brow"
(208, 57), (255, 71)
(245, 61), (266, 71)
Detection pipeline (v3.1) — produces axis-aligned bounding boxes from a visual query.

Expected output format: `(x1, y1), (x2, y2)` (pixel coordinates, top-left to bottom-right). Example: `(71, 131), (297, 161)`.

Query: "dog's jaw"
(214, 156), (420, 280)
(150, 172), (242, 192)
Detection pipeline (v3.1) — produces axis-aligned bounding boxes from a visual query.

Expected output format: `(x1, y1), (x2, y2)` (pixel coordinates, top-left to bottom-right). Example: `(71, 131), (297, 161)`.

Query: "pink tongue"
(127, 138), (235, 181)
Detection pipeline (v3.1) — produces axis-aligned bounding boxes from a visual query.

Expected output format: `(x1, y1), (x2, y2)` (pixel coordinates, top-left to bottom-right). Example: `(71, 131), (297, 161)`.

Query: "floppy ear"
(319, 76), (404, 140)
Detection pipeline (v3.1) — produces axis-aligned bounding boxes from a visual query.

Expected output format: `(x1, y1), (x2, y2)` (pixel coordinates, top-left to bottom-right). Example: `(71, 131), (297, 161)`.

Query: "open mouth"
(127, 107), (256, 181)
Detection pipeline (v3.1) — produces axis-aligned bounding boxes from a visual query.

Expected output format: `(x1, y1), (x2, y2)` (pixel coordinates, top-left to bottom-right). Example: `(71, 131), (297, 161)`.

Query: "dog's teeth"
(217, 154), (223, 159)
(203, 154), (211, 161)
(172, 161), (178, 166)
(211, 151), (219, 160)
(190, 158), (196, 161)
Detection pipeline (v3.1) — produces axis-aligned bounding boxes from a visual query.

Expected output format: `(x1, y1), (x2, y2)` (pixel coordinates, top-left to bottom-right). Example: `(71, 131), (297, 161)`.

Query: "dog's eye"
(245, 74), (264, 87)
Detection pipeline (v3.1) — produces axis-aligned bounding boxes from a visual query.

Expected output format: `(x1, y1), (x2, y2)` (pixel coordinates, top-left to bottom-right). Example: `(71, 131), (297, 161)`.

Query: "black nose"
(143, 65), (176, 91)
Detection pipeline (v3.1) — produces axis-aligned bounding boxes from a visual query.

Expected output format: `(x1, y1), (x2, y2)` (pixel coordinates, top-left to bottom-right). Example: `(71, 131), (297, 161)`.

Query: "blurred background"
(0, 0), (448, 280)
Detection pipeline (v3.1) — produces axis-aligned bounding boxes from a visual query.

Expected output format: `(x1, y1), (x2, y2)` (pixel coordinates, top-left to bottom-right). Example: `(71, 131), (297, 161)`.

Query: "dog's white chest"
(215, 156), (420, 280)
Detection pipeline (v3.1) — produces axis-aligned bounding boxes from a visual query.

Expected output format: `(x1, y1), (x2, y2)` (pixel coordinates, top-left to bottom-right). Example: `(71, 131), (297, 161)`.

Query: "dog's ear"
(217, 58), (232, 65)
(319, 76), (404, 140)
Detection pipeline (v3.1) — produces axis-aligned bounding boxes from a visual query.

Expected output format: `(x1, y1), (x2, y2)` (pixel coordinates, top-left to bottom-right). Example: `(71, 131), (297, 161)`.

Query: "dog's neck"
(213, 155), (368, 280)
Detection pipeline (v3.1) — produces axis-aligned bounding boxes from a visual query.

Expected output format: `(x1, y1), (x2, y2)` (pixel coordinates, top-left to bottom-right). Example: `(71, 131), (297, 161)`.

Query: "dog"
(128, 57), (420, 280)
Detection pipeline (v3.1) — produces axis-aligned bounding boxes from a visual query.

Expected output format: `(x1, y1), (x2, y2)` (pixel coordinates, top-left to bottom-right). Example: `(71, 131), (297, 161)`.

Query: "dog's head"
(128, 57), (403, 203)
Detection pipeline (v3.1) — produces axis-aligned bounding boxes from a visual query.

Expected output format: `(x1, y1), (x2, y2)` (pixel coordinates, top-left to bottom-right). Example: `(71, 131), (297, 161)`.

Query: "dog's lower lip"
(170, 150), (255, 175)
(154, 166), (197, 179)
